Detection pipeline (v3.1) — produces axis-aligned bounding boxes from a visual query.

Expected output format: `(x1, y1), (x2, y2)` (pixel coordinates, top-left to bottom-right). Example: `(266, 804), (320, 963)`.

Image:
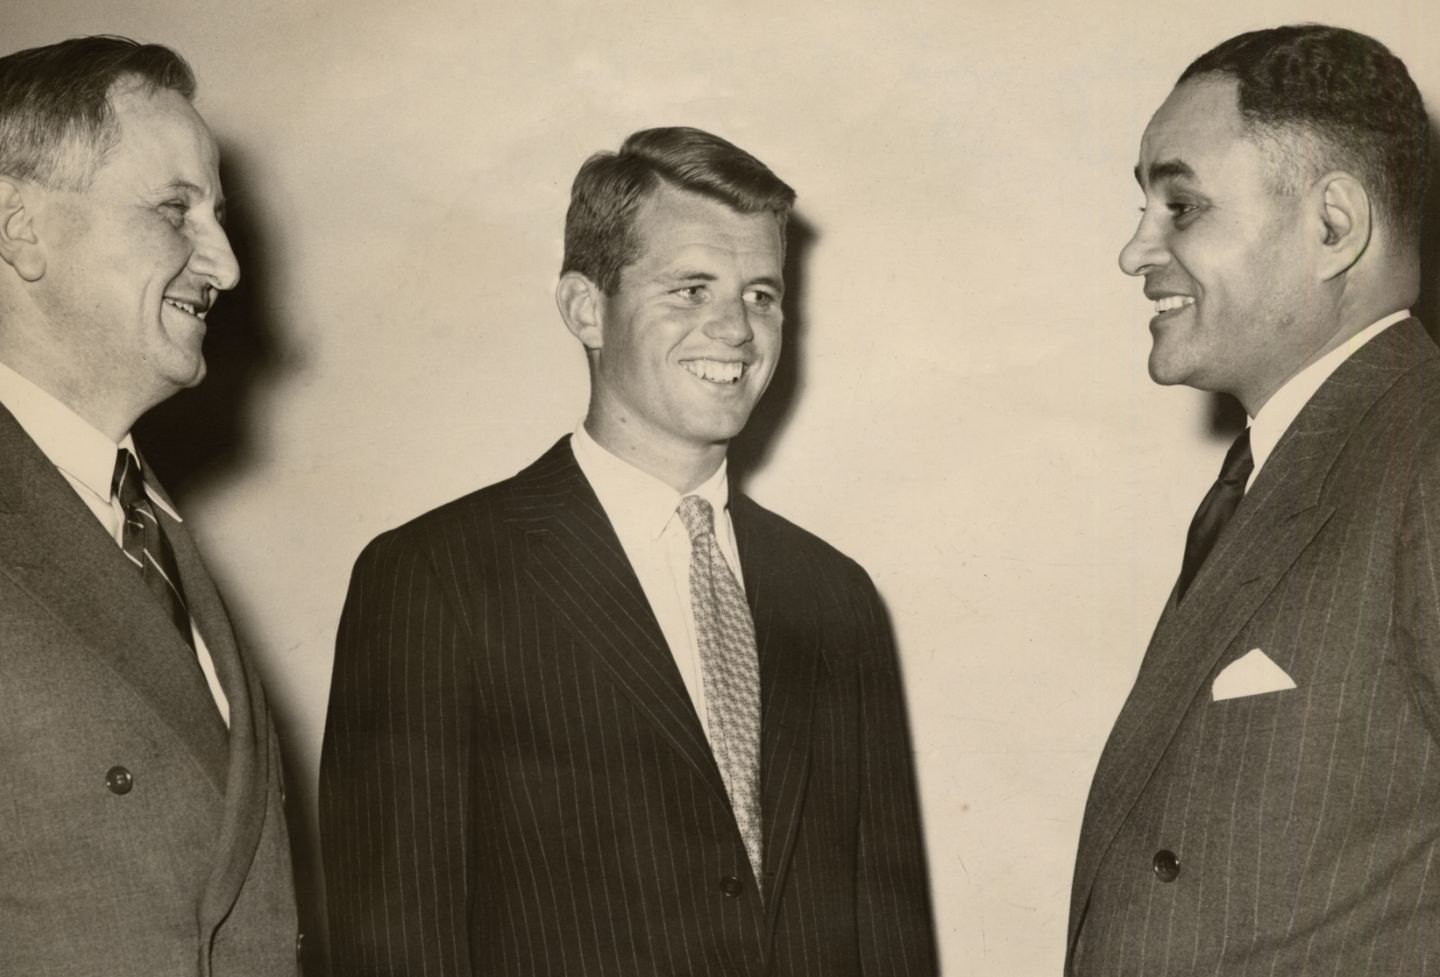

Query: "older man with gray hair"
(0, 35), (298, 976)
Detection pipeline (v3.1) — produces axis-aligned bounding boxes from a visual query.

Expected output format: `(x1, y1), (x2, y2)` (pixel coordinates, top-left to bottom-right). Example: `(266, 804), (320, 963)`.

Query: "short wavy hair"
(561, 126), (796, 294)
(1180, 25), (1430, 248)
(0, 35), (196, 190)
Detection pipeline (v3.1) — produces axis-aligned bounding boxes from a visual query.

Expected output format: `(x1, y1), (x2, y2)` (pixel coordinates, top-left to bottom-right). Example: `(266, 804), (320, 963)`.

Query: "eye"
(159, 200), (188, 227)
(672, 285), (707, 303)
(745, 288), (778, 310)
(1166, 199), (1201, 224)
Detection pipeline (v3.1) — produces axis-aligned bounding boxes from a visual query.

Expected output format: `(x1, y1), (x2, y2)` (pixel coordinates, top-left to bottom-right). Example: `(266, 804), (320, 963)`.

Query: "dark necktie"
(112, 448), (194, 650)
(1176, 427), (1254, 603)
(677, 495), (764, 887)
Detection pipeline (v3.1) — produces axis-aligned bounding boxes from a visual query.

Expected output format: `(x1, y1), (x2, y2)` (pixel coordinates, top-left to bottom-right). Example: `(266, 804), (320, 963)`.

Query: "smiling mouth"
(682, 359), (746, 384)
(1153, 295), (1195, 314)
(163, 297), (209, 320)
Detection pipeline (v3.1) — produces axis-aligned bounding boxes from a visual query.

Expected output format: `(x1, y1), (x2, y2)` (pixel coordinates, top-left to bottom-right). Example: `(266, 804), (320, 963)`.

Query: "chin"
(685, 427), (742, 449)
(1147, 356), (1179, 387)
(708, 408), (763, 442)
(1147, 365), (1188, 388)
(675, 421), (743, 451)
(1146, 343), (1197, 388)
(167, 355), (208, 390)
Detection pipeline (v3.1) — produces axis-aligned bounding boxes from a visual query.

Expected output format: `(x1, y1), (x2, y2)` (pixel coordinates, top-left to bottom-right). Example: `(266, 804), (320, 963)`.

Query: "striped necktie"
(677, 495), (764, 888)
(112, 448), (194, 650)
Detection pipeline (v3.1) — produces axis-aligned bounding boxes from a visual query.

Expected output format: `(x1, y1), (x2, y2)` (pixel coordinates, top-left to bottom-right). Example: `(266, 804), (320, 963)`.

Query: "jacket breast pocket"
(1209, 677), (1358, 737)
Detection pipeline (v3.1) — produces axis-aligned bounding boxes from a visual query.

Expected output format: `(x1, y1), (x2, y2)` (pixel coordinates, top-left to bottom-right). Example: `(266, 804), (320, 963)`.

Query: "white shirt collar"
(1249, 310), (1411, 481)
(570, 422), (730, 542)
(0, 358), (181, 520)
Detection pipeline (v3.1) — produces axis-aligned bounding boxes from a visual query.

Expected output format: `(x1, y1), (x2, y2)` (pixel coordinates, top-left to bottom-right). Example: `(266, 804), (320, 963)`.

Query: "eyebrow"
(1133, 159), (1196, 188)
(663, 269), (717, 283)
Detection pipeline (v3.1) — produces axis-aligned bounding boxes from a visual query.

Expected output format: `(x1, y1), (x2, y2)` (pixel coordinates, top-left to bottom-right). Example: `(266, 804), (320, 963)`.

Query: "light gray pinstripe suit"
(1068, 318), (1440, 974)
(320, 436), (935, 977)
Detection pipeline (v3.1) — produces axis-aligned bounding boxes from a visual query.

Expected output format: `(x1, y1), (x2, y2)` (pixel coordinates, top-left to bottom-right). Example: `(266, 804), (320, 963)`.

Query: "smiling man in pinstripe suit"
(321, 126), (934, 976)
(1069, 26), (1440, 975)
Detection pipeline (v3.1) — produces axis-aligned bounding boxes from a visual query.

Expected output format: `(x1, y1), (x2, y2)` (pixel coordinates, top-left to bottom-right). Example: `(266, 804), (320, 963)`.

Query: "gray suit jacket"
(0, 404), (299, 976)
(1068, 319), (1440, 974)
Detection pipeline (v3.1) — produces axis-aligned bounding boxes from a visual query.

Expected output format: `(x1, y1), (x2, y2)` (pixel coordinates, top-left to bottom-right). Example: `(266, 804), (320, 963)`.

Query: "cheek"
(754, 317), (783, 352)
(611, 326), (674, 388)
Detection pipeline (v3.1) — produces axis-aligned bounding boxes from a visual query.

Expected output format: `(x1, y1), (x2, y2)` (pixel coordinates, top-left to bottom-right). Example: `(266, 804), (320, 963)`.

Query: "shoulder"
(1359, 332), (1440, 455)
(1400, 357), (1440, 479)
(731, 492), (877, 596)
(1356, 318), (1440, 408)
(1327, 330), (1440, 513)
(352, 437), (576, 573)
(1313, 321), (1440, 457)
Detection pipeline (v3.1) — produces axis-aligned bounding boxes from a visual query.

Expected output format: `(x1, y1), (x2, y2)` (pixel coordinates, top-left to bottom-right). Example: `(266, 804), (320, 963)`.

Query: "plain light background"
(8, 0), (1440, 972)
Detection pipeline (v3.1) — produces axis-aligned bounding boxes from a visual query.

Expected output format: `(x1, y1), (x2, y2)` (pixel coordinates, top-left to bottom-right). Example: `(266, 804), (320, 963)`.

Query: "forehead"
(629, 183), (783, 269)
(1136, 75), (1252, 185)
(94, 82), (221, 188)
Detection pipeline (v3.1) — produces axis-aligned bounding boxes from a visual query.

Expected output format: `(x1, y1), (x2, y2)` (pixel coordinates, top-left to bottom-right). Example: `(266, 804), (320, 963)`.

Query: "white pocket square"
(1212, 648), (1297, 702)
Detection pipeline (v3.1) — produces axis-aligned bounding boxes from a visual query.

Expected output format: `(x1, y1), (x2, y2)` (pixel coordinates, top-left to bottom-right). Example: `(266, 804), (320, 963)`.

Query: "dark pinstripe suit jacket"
(1068, 319), (1440, 975)
(320, 437), (934, 976)
(0, 405), (298, 977)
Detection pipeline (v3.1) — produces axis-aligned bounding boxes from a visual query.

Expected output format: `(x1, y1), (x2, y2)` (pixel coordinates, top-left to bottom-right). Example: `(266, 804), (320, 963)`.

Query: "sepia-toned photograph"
(2, 0), (1438, 973)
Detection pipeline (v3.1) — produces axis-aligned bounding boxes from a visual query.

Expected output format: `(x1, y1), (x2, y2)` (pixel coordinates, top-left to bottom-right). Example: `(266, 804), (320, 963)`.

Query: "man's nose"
(705, 296), (755, 344)
(192, 219), (241, 292)
(1118, 215), (1167, 277)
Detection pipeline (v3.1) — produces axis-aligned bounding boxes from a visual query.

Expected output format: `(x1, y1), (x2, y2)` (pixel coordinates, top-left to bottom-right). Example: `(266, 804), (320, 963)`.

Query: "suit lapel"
(732, 493), (821, 909)
(517, 439), (731, 807)
(162, 506), (275, 932)
(516, 440), (823, 909)
(1071, 319), (1435, 941)
(0, 408), (229, 789)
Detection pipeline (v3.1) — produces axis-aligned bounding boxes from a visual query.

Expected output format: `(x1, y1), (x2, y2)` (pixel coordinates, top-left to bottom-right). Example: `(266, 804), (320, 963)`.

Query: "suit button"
(1153, 849), (1180, 883)
(105, 766), (134, 795)
(719, 875), (745, 897)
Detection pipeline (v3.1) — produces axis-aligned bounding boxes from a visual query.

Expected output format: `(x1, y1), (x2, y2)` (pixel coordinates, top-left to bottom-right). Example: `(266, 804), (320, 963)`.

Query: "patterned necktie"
(112, 448), (194, 650)
(677, 495), (763, 886)
(1176, 427), (1254, 603)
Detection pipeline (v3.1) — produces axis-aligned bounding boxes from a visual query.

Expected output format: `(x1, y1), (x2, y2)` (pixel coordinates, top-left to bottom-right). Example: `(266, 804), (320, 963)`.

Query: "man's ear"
(0, 179), (44, 282)
(555, 271), (605, 351)
(1313, 172), (1371, 282)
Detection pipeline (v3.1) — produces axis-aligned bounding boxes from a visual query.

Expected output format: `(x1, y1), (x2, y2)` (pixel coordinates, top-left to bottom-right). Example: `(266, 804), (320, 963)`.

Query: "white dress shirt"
(0, 359), (230, 725)
(570, 423), (743, 741)
(1247, 309), (1411, 490)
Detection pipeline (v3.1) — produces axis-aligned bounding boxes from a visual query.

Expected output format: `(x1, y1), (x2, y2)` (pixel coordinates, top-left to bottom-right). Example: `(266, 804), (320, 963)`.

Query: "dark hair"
(561, 126), (796, 294)
(0, 35), (196, 190)
(1179, 24), (1429, 247)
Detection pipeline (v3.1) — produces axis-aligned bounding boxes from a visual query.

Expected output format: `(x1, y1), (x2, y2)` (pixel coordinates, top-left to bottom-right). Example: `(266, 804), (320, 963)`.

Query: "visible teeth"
(682, 359), (744, 384)
(164, 298), (203, 318)
(1154, 295), (1195, 313)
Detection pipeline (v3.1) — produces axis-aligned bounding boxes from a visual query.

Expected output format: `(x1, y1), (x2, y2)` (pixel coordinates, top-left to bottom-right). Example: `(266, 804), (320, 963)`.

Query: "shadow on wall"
(1415, 115), (1440, 342)
(1205, 112), (1440, 442)
(729, 213), (815, 489)
(730, 218), (936, 958)
(1204, 392), (1247, 442)
(136, 142), (289, 499)
(132, 143), (326, 972)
